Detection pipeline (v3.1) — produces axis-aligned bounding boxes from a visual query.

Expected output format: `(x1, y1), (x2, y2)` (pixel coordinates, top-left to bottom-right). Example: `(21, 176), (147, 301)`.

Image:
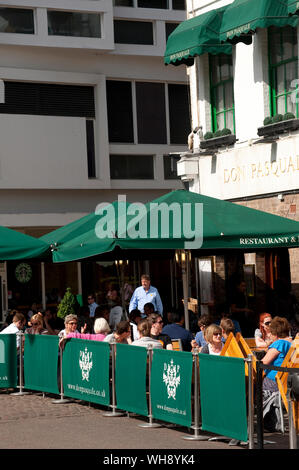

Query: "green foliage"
(57, 287), (77, 319)
(204, 131), (214, 140)
(213, 129), (222, 138)
(272, 113), (283, 123)
(221, 128), (232, 136)
(283, 112), (295, 121)
(263, 116), (273, 126)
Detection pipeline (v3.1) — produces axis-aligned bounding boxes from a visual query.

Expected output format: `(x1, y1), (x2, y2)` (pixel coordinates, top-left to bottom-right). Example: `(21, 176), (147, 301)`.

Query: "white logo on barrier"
(163, 359), (180, 400)
(79, 347), (93, 382)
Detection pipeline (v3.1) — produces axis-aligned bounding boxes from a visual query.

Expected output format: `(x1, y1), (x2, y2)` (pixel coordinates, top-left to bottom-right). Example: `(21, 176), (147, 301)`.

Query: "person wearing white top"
(0, 312), (26, 349)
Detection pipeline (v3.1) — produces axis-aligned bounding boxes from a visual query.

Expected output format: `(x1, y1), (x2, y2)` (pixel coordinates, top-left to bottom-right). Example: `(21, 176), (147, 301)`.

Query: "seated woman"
(191, 314), (212, 352)
(67, 317), (110, 342)
(25, 312), (48, 335)
(261, 316), (292, 432)
(131, 319), (162, 349)
(255, 313), (273, 348)
(200, 324), (223, 355)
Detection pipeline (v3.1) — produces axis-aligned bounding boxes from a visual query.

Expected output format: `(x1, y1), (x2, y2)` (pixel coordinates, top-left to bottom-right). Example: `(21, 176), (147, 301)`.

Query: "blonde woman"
(25, 313), (48, 335)
(200, 324), (223, 355)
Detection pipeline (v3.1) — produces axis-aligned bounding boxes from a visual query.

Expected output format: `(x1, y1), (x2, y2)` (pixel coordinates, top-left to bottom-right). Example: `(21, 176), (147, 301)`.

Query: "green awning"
(288, 0), (299, 15)
(220, 0), (298, 44)
(50, 190), (299, 263)
(0, 226), (49, 260)
(164, 7), (232, 67)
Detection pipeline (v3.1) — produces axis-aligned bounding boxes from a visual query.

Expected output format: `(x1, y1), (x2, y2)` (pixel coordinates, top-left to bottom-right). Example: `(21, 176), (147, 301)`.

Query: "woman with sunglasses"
(200, 324), (223, 355)
(25, 312), (48, 335)
(254, 313), (273, 348)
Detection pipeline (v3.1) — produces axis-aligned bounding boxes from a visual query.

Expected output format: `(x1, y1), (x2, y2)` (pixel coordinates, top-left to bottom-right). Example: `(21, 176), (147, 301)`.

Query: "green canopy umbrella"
(288, 0), (299, 15)
(164, 6), (232, 67)
(51, 190), (299, 263)
(0, 226), (49, 260)
(219, 0), (297, 44)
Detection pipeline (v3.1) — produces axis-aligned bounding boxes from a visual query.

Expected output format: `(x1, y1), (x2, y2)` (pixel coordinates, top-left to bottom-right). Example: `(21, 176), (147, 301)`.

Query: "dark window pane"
(0, 8), (34, 34)
(0, 82), (95, 117)
(168, 84), (190, 144)
(165, 23), (179, 40)
(86, 120), (96, 178)
(164, 155), (180, 179)
(110, 155), (154, 179)
(114, 20), (153, 45)
(136, 82), (167, 144)
(106, 80), (134, 143)
(114, 0), (133, 5)
(172, 0), (185, 10)
(48, 11), (101, 38)
(138, 0), (168, 8)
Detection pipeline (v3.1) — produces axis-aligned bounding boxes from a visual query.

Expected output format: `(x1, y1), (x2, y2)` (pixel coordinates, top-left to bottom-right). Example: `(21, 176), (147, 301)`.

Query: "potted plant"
(257, 112), (299, 137)
(200, 128), (237, 150)
(57, 287), (78, 320)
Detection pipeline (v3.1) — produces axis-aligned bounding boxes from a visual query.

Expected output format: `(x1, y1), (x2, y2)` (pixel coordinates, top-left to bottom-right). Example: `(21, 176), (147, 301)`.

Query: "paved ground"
(0, 388), (295, 462)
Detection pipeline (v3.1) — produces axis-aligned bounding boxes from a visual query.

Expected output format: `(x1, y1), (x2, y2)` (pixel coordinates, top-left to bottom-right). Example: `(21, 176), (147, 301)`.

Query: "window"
(165, 22), (179, 41)
(172, 0), (185, 10)
(114, 20), (153, 45)
(86, 120), (96, 178)
(168, 84), (190, 144)
(210, 54), (235, 133)
(163, 154), (180, 179)
(268, 26), (298, 118)
(48, 11), (101, 38)
(114, 0), (133, 5)
(0, 82), (95, 118)
(138, 0), (168, 8)
(0, 8), (34, 34)
(136, 82), (167, 144)
(110, 155), (154, 179)
(106, 80), (190, 145)
(106, 81), (134, 143)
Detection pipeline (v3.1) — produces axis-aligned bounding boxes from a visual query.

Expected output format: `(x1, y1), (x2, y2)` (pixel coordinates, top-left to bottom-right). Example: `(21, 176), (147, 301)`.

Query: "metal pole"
(139, 345), (161, 428)
(41, 262), (46, 311)
(52, 344), (71, 404)
(256, 360), (264, 449)
(246, 355), (254, 449)
(287, 390), (298, 449)
(103, 342), (125, 417)
(183, 351), (210, 440)
(11, 332), (30, 396)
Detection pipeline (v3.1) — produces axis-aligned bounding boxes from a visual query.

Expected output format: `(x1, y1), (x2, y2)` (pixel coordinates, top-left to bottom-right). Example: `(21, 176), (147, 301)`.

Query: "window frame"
(268, 25), (298, 118)
(209, 53), (235, 134)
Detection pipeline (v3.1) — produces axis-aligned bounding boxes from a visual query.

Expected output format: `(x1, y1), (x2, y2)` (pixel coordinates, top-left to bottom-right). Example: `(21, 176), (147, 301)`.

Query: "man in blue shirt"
(162, 310), (193, 351)
(129, 274), (163, 317)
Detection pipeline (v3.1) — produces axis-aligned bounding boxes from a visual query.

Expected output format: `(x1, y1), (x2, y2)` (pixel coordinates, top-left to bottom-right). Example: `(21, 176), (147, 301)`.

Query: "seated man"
(0, 312), (26, 350)
(162, 310), (193, 352)
(147, 313), (172, 350)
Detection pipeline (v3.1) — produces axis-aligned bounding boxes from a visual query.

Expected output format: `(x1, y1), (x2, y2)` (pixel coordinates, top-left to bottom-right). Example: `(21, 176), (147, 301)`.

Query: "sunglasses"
(155, 320), (163, 324)
(68, 322), (77, 325)
(213, 333), (222, 336)
(31, 323), (40, 327)
(264, 321), (271, 326)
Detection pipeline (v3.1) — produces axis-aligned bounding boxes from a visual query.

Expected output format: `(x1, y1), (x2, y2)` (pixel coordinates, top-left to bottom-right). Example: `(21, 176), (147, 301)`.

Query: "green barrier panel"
(199, 354), (248, 442)
(115, 344), (148, 416)
(24, 334), (60, 395)
(0, 334), (17, 388)
(151, 349), (193, 427)
(62, 338), (110, 406)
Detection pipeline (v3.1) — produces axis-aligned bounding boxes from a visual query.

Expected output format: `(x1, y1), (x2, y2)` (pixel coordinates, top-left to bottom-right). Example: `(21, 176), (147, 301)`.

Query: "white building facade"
(0, 1), (191, 315)
(171, 0), (299, 326)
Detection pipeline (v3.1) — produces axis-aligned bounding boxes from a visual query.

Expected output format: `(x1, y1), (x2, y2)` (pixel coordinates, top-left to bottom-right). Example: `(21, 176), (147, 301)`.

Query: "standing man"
(129, 274), (163, 317)
(87, 293), (98, 319)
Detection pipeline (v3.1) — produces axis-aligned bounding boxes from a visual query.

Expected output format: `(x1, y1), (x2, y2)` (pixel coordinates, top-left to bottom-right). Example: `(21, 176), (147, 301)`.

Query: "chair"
(275, 339), (299, 432)
(235, 332), (257, 380)
(171, 338), (183, 351)
(243, 337), (256, 349)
